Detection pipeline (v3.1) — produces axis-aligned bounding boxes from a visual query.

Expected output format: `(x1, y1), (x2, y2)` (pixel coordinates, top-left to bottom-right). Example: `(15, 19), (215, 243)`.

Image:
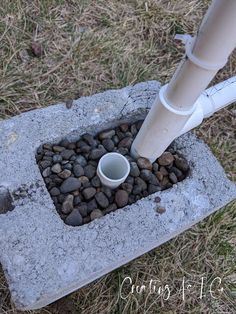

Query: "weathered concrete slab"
(0, 81), (235, 310)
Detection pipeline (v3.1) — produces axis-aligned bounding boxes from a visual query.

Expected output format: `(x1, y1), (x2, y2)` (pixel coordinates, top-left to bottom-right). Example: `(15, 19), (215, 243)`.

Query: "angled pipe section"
(131, 0), (236, 162)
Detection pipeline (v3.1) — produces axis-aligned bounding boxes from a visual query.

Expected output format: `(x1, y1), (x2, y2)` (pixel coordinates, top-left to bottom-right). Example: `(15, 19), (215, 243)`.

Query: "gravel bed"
(36, 120), (189, 226)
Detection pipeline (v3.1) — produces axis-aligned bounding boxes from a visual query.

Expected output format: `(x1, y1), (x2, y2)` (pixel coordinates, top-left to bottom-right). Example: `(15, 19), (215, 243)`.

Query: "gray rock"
(95, 192), (109, 208)
(152, 163), (159, 172)
(42, 167), (51, 177)
(157, 152), (174, 166)
(115, 190), (129, 207)
(50, 187), (60, 196)
(98, 129), (115, 140)
(102, 138), (114, 152)
(130, 124), (137, 136)
(65, 208), (83, 226)
(77, 204), (87, 218)
(61, 194), (74, 214)
(169, 172), (178, 184)
(74, 195), (81, 206)
(52, 145), (65, 153)
(87, 199), (98, 214)
(148, 184), (161, 194)
(135, 177), (147, 191)
(121, 183), (133, 194)
(82, 133), (97, 147)
(89, 146), (106, 160)
(170, 166), (183, 178)
(75, 155), (87, 167)
(40, 160), (52, 169)
(112, 135), (119, 145)
(78, 176), (90, 186)
(130, 162), (140, 177)
(84, 165), (96, 179)
(52, 155), (62, 163)
(60, 177), (81, 193)
(82, 187), (96, 200)
(61, 149), (75, 160)
(73, 164), (84, 177)
(132, 184), (142, 195)
(103, 203), (117, 214)
(51, 163), (62, 174)
(101, 186), (112, 198)
(91, 176), (101, 188)
(174, 156), (189, 172)
(90, 209), (103, 221)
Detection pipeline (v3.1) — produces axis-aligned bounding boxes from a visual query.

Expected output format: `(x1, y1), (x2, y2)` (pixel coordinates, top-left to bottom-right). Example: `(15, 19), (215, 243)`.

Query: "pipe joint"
(175, 34), (228, 71)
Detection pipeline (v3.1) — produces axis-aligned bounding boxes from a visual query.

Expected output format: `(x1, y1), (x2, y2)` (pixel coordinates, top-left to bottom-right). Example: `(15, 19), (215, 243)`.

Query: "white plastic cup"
(97, 153), (130, 189)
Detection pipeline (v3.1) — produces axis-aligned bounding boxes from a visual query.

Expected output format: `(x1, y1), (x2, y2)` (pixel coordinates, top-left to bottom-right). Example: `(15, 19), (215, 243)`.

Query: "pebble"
(73, 164), (84, 177)
(157, 152), (174, 166)
(130, 162), (140, 177)
(115, 190), (129, 207)
(155, 171), (164, 181)
(83, 216), (91, 224)
(82, 187), (96, 200)
(75, 155), (87, 167)
(103, 203), (117, 214)
(135, 120), (143, 130)
(112, 135), (119, 145)
(59, 139), (70, 148)
(95, 192), (109, 208)
(152, 163), (159, 172)
(87, 199), (98, 214)
(91, 176), (101, 188)
(74, 195), (81, 206)
(159, 166), (168, 176)
(98, 129), (115, 140)
(118, 137), (133, 149)
(53, 145), (65, 153)
(148, 184), (161, 194)
(137, 157), (152, 170)
(61, 149), (75, 160)
(50, 187), (60, 196)
(125, 176), (134, 185)
(90, 209), (103, 220)
(89, 146), (106, 160)
(130, 124), (137, 136)
(102, 138), (114, 152)
(58, 169), (71, 179)
(80, 145), (91, 154)
(101, 186), (112, 198)
(53, 155), (62, 163)
(65, 209), (83, 226)
(84, 164), (96, 179)
(51, 163), (62, 174)
(121, 182), (133, 194)
(61, 195), (74, 214)
(132, 185), (142, 195)
(119, 123), (129, 132)
(169, 172), (178, 184)
(77, 204), (87, 217)
(135, 177), (147, 191)
(42, 167), (51, 177)
(79, 176), (89, 186)
(170, 166), (183, 178)
(174, 156), (189, 172)
(82, 133), (97, 147)
(40, 160), (52, 169)
(60, 177), (81, 193)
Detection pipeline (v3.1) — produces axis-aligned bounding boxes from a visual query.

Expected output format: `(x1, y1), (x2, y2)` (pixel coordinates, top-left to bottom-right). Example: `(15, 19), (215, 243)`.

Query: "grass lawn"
(0, 0), (235, 313)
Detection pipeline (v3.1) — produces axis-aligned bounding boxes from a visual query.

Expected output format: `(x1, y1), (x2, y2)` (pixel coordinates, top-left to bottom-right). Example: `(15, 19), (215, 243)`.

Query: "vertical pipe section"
(131, 0), (236, 162)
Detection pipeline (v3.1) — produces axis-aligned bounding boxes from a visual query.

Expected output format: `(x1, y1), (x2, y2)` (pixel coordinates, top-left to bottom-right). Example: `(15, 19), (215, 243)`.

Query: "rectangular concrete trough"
(0, 81), (235, 310)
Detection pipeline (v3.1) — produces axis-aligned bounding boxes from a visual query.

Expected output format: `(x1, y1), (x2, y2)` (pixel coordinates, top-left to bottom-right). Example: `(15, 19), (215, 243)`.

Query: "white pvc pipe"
(97, 153), (130, 189)
(131, 0), (236, 162)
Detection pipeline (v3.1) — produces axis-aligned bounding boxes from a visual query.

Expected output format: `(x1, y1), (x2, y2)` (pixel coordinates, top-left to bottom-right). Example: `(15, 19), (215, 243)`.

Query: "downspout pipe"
(131, 0), (236, 162)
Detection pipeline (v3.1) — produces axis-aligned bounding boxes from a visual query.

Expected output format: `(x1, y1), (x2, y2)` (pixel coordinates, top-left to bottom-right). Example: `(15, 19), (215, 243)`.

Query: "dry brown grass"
(0, 0), (235, 313)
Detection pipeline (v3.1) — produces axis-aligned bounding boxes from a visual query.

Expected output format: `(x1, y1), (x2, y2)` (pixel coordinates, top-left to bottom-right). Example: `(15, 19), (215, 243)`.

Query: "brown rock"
(137, 157), (152, 170)
(157, 152), (174, 166)
(90, 209), (103, 221)
(115, 190), (129, 207)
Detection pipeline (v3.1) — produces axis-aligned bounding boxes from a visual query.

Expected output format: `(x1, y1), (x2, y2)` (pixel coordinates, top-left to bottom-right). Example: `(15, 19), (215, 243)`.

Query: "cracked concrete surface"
(0, 81), (235, 310)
